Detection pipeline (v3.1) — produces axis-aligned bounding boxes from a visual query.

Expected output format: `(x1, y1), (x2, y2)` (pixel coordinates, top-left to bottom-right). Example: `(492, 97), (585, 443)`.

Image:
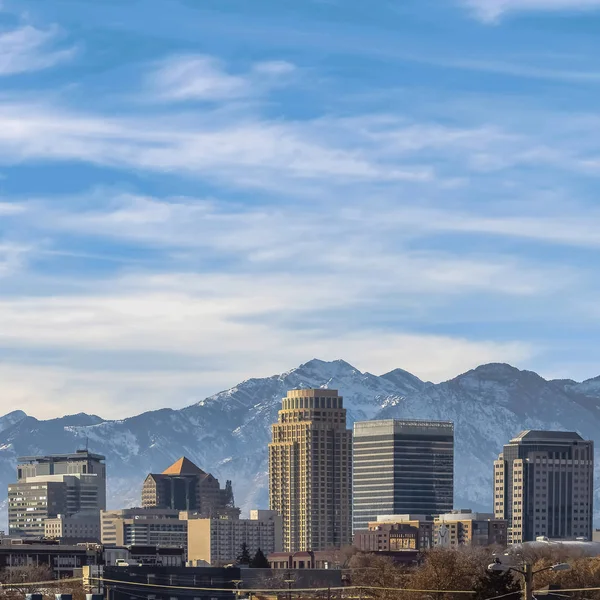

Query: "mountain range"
(2, 358), (600, 529)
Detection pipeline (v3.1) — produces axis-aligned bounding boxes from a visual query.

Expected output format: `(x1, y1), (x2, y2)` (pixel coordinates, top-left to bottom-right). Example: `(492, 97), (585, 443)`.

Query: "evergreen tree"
(237, 542), (251, 565)
(250, 548), (271, 569)
(473, 569), (520, 600)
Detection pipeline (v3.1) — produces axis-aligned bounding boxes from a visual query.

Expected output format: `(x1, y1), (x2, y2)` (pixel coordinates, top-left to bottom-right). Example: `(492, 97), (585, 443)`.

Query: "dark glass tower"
(352, 420), (454, 531)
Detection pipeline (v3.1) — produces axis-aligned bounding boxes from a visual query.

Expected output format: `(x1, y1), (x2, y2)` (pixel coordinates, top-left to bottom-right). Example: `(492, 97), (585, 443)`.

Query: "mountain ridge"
(1, 359), (599, 529)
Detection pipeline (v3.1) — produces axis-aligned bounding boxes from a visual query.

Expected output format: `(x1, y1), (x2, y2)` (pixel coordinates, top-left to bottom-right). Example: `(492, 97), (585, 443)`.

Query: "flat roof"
(354, 419), (454, 436)
(509, 430), (585, 443)
(18, 451), (106, 463)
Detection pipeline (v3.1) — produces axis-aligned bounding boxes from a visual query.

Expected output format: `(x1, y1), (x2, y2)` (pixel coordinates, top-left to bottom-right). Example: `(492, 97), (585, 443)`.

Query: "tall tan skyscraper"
(269, 388), (352, 552)
(494, 430), (593, 544)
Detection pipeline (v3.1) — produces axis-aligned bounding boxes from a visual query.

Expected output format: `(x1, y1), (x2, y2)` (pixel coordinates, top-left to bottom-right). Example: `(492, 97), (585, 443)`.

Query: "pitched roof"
(162, 456), (207, 476)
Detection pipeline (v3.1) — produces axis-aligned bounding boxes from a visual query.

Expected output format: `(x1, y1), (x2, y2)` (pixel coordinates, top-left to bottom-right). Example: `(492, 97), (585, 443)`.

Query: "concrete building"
(494, 430), (594, 544)
(268, 388), (352, 552)
(268, 551), (345, 571)
(86, 565), (342, 600)
(186, 509), (282, 566)
(86, 565), (238, 600)
(142, 457), (238, 518)
(101, 508), (187, 549)
(0, 538), (101, 578)
(8, 450), (106, 537)
(434, 509), (507, 548)
(353, 420), (454, 531)
(44, 511), (101, 542)
(353, 514), (434, 553)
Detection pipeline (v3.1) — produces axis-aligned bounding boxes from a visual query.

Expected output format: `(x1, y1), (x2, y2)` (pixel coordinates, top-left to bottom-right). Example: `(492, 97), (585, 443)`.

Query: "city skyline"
(3, 404), (595, 547)
(1, 1), (600, 419)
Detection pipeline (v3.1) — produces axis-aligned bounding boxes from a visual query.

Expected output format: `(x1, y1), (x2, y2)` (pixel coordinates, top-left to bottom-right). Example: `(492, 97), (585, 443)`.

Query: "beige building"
(44, 511), (101, 542)
(268, 388), (352, 552)
(494, 431), (594, 544)
(434, 510), (507, 548)
(186, 510), (282, 565)
(100, 508), (187, 548)
(354, 515), (433, 553)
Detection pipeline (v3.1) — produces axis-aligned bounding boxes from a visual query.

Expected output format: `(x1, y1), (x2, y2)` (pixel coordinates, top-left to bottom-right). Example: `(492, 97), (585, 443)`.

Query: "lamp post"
(284, 577), (295, 600)
(232, 579), (243, 600)
(488, 561), (570, 600)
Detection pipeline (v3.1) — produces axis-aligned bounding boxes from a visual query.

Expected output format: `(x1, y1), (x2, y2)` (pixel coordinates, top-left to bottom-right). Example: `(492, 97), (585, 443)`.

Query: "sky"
(2, 0), (600, 420)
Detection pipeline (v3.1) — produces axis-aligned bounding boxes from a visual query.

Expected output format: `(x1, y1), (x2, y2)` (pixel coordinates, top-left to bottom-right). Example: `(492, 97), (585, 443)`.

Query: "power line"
(91, 578), (477, 594)
(0, 577), (82, 589)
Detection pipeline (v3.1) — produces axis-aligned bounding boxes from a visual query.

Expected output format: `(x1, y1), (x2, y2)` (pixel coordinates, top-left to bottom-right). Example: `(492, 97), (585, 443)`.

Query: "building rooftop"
(18, 450), (106, 463)
(436, 510), (496, 522)
(286, 388), (340, 397)
(354, 419), (454, 436)
(376, 514), (431, 522)
(162, 456), (207, 476)
(510, 430), (585, 443)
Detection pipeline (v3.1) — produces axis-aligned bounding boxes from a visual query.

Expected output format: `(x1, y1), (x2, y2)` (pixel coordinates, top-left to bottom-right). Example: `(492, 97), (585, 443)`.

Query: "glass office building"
(353, 420), (454, 531)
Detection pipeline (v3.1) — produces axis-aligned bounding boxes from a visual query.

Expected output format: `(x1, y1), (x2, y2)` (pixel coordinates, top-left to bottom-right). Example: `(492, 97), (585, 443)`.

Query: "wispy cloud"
(0, 25), (75, 75)
(0, 331), (534, 420)
(0, 101), (434, 185)
(149, 54), (296, 102)
(464, 0), (600, 22)
(7, 190), (579, 298)
(0, 243), (31, 278)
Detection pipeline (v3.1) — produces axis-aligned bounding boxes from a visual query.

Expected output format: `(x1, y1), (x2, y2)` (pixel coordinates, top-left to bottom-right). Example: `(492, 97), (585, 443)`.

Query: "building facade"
(44, 511), (101, 543)
(100, 508), (187, 549)
(434, 509), (507, 547)
(86, 565), (238, 600)
(186, 509), (282, 565)
(353, 514), (434, 554)
(352, 420), (454, 531)
(142, 457), (238, 518)
(0, 538), (101, 578)
(269, 388), (352, 552)
(494, 430), (594, 544)
(8, 451), (106, 537)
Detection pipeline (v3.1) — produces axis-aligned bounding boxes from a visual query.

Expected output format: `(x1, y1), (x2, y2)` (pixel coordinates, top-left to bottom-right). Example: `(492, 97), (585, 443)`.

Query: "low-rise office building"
(44, 511), (101, 543)
(353, 514), (434, 553)
(86, 565), (237, 600)
(101, 508), (187, 549)
(186, 509), (282, 566)
(0, 538), (101, 578)
(434, 510), (507, 547)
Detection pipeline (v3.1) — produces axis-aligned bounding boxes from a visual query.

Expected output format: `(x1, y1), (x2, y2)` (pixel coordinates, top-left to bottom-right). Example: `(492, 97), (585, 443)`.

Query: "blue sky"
(2, 0), (600, 419)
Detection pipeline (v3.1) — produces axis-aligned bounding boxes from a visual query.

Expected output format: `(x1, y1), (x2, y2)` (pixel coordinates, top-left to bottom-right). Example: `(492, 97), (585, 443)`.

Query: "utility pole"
(488, 558), (569, 600)
(522, 563), (533, 600)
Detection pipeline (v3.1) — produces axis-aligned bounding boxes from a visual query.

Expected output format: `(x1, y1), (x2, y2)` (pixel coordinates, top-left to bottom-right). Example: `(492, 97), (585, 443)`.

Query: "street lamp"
(284, 577), (295, 600)
(488, 561), (570, 600)
(232, 579), (243, 600)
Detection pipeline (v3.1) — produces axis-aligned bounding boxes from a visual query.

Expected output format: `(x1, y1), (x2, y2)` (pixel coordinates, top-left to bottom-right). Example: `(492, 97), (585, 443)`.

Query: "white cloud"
(0, 243), (32, 278)
(464, 0), (600, 22)
(0, 331), (535, 420)
(0, 102), (433, 185)
(0, 25), (74, 75)
(150, 55), (248, 101)
(252, 60), (296, 76)
(149, 55), (296, 102)
(0, 201), (25, 215)
(12, 190), (577, 296)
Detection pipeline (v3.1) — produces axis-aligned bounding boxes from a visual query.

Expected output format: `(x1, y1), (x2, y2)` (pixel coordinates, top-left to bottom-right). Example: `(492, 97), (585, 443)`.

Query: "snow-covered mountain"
(1, 359), (600, 528)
